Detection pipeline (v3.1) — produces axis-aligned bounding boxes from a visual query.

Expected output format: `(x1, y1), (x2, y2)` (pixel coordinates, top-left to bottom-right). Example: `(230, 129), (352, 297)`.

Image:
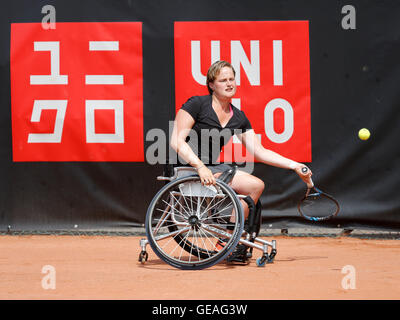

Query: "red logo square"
(174, 21), (311, 162)
(10, 22), (143, 161)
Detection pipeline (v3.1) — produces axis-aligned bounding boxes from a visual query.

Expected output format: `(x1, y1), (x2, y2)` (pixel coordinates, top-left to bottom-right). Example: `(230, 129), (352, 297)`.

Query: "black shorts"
(207, 163), (233, 174)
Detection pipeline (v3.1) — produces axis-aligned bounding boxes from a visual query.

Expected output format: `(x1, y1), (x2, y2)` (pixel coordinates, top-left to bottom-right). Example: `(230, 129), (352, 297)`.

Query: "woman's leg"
(214, 170), (265, 219)
(213, 169), (264, 261)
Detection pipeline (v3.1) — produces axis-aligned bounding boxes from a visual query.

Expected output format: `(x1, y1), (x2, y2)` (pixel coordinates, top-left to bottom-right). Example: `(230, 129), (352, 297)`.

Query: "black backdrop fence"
(1, 0), (399, 232)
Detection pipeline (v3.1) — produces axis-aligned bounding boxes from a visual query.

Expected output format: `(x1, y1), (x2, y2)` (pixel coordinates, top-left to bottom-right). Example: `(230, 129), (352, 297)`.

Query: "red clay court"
(1, 230), (399, 300)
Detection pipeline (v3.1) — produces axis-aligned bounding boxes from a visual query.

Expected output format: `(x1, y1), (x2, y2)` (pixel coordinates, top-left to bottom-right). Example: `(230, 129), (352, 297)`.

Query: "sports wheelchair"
(138, 165), (277, 270)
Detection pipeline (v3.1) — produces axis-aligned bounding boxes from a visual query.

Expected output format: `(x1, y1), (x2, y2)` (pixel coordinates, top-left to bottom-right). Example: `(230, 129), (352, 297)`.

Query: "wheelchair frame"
(138, 166), (277, 269)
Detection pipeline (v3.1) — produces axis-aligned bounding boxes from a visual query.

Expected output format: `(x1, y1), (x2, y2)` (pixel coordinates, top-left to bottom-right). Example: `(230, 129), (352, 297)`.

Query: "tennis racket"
(297, 167), (340, 221)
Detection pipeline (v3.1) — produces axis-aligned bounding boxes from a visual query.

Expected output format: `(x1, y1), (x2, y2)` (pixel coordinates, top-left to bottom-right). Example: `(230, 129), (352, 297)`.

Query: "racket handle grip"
(301, 167), (314, 188)
(307, 178), (314, 189)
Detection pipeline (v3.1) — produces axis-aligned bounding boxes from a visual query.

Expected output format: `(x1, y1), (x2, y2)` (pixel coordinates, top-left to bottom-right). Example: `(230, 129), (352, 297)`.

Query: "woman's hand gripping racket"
(297, 167), (340, 221)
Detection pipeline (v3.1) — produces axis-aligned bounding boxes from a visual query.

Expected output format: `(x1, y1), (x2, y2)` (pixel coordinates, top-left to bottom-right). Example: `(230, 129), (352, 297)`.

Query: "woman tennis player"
(170, 60), (312, 261)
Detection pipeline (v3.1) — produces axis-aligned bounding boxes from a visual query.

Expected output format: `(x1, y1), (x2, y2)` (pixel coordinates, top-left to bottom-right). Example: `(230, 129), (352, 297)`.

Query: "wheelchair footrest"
(226, 244), (250, 265)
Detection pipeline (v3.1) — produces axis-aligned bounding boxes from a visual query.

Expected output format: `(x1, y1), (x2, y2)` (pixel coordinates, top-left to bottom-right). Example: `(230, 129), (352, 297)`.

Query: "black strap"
(218, 166), (237, 184)
(243, 196), (256, 233)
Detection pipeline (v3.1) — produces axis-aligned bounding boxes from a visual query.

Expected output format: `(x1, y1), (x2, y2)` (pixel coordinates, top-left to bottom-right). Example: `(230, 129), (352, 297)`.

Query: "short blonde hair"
(206, 60), (236, 95)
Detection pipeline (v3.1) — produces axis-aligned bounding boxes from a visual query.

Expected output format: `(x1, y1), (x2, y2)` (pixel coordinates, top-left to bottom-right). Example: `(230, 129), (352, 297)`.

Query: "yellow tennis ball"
(358, 128), (370, 140)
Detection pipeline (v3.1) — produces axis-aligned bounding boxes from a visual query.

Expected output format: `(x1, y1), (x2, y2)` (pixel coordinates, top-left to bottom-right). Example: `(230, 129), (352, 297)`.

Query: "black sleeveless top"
(179, 95), (252, 165)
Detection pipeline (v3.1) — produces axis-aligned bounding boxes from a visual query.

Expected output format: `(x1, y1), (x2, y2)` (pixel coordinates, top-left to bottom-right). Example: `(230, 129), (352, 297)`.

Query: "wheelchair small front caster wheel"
(267, 249), (277, 264)
(139, 251), (148, 264)
(256, 256), (267, 267)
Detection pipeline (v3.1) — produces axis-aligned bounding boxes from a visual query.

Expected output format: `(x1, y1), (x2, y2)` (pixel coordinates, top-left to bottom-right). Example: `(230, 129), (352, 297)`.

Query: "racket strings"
(300, 193), (338, 218)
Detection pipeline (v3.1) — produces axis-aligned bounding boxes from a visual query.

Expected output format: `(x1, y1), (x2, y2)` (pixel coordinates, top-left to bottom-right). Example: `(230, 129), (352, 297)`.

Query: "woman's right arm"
(170, 109), (216, 185)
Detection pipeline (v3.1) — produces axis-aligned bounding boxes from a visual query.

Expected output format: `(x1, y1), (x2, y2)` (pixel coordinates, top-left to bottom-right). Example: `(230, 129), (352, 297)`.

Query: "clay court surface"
(0, 234), (399, 300)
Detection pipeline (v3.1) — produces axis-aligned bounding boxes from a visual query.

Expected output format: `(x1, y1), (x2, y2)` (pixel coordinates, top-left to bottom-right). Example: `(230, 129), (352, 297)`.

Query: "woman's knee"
(231, 171), (265, 196)
(252, 176), (265, 196)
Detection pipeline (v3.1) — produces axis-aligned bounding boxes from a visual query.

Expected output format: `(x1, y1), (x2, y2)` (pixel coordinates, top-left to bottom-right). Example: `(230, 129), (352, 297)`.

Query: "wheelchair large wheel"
(145, 176), (244, 270)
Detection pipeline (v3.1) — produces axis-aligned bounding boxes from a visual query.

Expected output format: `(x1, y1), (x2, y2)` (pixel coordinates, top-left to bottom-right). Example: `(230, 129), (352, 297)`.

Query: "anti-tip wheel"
(256, 256), (267, 267)
(139, 251), (148, 264)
